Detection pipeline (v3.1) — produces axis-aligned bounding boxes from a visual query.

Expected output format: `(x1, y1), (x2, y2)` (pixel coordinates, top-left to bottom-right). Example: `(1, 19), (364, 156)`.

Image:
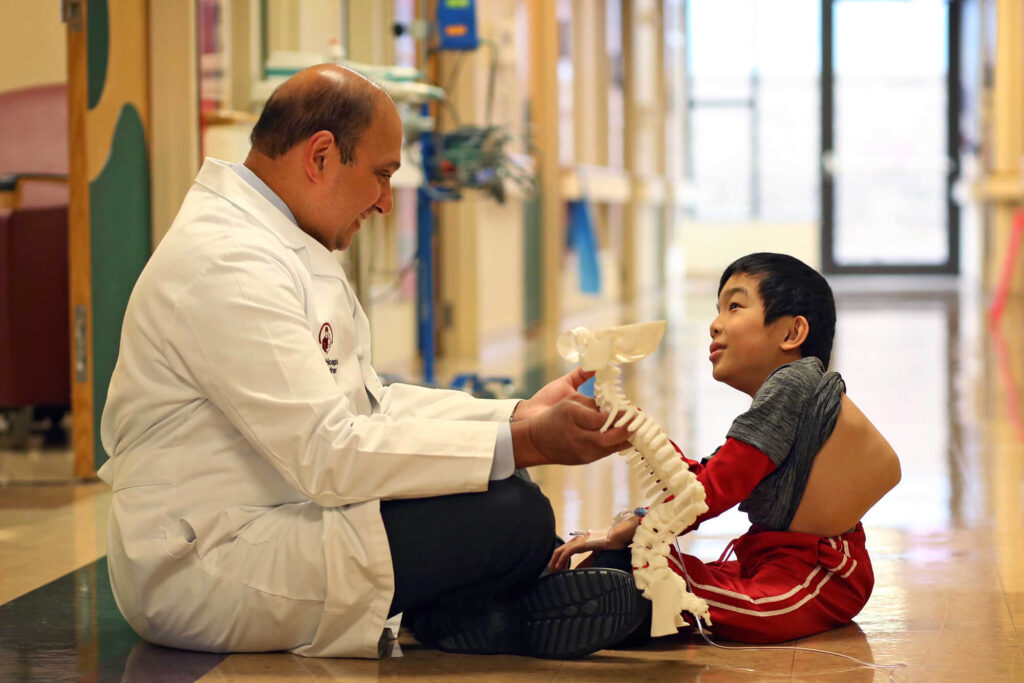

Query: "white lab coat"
(98, 158), (518, 658)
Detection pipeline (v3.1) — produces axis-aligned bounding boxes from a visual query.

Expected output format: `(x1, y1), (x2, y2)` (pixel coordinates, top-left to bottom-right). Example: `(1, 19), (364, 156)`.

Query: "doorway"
(821, 0), (961, 274)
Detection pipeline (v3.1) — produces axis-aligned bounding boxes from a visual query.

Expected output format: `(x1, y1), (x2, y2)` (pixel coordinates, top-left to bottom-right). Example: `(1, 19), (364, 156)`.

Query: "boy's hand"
(548, 513), (642, 572)
(510, 394), (631, 469)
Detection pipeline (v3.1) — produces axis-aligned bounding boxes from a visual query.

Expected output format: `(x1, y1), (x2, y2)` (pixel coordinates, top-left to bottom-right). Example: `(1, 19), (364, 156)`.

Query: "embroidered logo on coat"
(319, 323), (334, 353)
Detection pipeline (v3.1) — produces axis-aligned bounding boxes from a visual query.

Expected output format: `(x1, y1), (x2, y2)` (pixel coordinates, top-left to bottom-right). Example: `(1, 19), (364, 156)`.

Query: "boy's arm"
(548, 438), (775, 572)
(671, 438), (776, 533)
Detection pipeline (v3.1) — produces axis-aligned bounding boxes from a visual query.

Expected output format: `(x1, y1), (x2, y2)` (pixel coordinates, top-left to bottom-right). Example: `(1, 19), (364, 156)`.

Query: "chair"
(0, 84), (70, 425)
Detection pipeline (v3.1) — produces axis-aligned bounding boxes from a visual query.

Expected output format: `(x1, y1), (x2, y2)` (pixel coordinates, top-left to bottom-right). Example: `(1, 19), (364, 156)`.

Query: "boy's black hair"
(719, 253), (837, 368)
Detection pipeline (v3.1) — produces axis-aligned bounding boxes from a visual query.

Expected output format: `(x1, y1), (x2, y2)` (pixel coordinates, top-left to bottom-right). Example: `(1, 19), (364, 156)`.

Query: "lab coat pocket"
(175, 505), (269, 559)
(202, 501), (327, 601)
(107, 450), (176, 491)
(163, 519), (198, 559)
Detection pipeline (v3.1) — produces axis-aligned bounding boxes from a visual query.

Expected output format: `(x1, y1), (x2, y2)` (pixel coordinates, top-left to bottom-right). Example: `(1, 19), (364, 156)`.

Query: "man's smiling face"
(315, 98), (402, 251)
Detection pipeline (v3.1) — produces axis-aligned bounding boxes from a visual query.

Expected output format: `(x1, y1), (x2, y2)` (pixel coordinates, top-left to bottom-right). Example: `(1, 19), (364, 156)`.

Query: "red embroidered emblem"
(319, 323), (334, 353)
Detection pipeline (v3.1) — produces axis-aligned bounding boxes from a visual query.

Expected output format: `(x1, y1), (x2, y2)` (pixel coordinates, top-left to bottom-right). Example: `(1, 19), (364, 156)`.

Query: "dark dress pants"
(380, 474), (556, 618)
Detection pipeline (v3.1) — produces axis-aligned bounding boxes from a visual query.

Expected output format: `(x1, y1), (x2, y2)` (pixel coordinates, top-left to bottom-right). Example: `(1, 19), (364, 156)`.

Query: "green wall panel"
(89, 104), (151, 467)
(86, 0), (109, 109)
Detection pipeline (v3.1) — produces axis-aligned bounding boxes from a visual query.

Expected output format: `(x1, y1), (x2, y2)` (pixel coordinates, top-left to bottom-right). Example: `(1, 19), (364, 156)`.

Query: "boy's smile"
(710, 273), (805, 396)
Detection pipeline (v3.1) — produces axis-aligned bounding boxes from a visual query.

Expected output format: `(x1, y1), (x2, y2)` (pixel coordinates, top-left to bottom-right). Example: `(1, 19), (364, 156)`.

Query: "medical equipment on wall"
(435, 0), (480, 50)
(397, 0), (531, 387)
(427, 125), (534, 204)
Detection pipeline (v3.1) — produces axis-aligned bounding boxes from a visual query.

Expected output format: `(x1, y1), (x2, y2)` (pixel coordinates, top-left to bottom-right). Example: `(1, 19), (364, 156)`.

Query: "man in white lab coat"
(99, 64), (645, 659)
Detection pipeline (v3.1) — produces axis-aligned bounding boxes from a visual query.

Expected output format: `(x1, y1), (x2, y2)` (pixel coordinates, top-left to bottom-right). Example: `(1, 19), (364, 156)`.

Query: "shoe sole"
(435, 568), (645, 659)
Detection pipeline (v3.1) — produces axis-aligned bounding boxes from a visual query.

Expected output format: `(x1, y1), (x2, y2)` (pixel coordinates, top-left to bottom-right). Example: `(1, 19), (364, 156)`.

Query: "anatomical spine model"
(558, 321), (712, 637)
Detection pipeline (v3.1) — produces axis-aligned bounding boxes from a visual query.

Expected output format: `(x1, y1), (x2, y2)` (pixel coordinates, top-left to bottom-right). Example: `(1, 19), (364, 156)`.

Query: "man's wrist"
(510, 419), (544, 468)
(510, 398), (532, 423)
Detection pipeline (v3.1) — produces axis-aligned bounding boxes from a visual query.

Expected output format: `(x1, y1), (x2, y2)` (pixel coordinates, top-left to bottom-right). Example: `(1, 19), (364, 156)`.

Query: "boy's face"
(710, 273), (800, 396)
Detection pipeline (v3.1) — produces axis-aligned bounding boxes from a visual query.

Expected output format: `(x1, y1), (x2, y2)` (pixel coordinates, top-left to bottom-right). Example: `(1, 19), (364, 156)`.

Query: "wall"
(682, 221), (821, 279)
(474, 2), (527, 344)
(267, 0), (341, 55)
(0, 0), (67, 93)
(148, 0), (199, 245)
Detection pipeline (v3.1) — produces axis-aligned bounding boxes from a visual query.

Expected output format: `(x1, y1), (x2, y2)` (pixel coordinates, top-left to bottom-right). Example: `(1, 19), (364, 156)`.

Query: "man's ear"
(303, 131), (336, 180)
(780, 315), (809, 352)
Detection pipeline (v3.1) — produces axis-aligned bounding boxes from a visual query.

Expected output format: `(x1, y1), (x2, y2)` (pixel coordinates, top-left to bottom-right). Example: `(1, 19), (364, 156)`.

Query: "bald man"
(99, 65), (646, 659)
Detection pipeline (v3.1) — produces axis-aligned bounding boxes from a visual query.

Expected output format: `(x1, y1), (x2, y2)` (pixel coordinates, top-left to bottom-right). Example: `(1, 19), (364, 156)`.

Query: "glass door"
(822, 0), (961, 273)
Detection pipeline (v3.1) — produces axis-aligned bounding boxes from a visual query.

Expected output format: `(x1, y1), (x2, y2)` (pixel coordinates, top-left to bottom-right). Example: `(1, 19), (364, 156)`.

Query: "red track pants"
(668, 523), (874, 643)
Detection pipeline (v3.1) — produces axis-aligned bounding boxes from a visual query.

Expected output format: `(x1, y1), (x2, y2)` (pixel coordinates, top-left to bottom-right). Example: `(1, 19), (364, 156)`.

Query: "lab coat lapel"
(350, 290), (385, 407)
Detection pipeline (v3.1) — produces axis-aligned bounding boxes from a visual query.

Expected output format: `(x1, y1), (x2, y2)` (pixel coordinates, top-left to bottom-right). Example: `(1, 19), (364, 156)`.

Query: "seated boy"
(549, 252), (901, 644)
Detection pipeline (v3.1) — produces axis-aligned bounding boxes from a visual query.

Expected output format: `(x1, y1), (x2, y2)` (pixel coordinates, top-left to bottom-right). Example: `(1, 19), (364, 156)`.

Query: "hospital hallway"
(0, 274), (1019, 682)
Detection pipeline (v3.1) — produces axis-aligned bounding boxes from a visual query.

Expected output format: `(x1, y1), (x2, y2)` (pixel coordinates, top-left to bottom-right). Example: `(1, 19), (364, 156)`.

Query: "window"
(687, 0), (820, 222)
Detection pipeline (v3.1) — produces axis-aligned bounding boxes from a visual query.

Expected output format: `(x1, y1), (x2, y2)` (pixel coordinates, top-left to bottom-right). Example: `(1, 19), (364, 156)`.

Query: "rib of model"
(558, 321), (712, 637)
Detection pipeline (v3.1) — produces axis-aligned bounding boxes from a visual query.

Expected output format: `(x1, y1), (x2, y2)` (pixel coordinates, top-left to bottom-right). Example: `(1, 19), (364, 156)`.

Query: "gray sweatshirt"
(725, 356), (846, 530)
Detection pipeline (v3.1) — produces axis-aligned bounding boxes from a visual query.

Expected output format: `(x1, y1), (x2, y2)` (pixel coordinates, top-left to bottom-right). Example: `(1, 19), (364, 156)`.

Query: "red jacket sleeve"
(669, 438), (776, 534)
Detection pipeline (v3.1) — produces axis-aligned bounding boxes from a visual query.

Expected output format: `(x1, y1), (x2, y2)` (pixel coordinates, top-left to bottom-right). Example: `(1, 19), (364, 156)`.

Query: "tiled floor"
(2, 276), (1023, 681)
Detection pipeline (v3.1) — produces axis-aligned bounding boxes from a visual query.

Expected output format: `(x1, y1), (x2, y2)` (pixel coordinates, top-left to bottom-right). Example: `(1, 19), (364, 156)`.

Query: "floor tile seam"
(0, 544), (106, 584)
(996, 569), (1024, 648)
(191, 657), (259, 683)
(908, 587), (951, 667)
(0, 556), (85, 581)
(0, 551), (108, 606)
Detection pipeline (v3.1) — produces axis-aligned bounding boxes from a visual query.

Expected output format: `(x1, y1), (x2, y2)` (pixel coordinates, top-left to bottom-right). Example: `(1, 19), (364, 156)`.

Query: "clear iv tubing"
(691, 618), (905, 677)
(675, 542), (907, 677)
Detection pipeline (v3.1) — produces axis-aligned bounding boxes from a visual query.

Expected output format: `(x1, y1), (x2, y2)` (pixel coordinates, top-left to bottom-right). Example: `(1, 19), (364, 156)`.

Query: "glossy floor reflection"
(1, 278), (1022, 681)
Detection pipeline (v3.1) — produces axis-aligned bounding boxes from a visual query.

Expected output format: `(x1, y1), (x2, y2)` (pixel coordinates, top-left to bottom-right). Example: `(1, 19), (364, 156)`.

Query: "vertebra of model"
(558, 321), (711, 637)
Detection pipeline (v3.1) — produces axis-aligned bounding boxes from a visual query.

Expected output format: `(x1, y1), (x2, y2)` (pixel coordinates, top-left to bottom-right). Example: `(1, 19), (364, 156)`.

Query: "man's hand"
(510, 394), (631, 469)
(548, 513), (642, 572)
(512, 368), (595, 422)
